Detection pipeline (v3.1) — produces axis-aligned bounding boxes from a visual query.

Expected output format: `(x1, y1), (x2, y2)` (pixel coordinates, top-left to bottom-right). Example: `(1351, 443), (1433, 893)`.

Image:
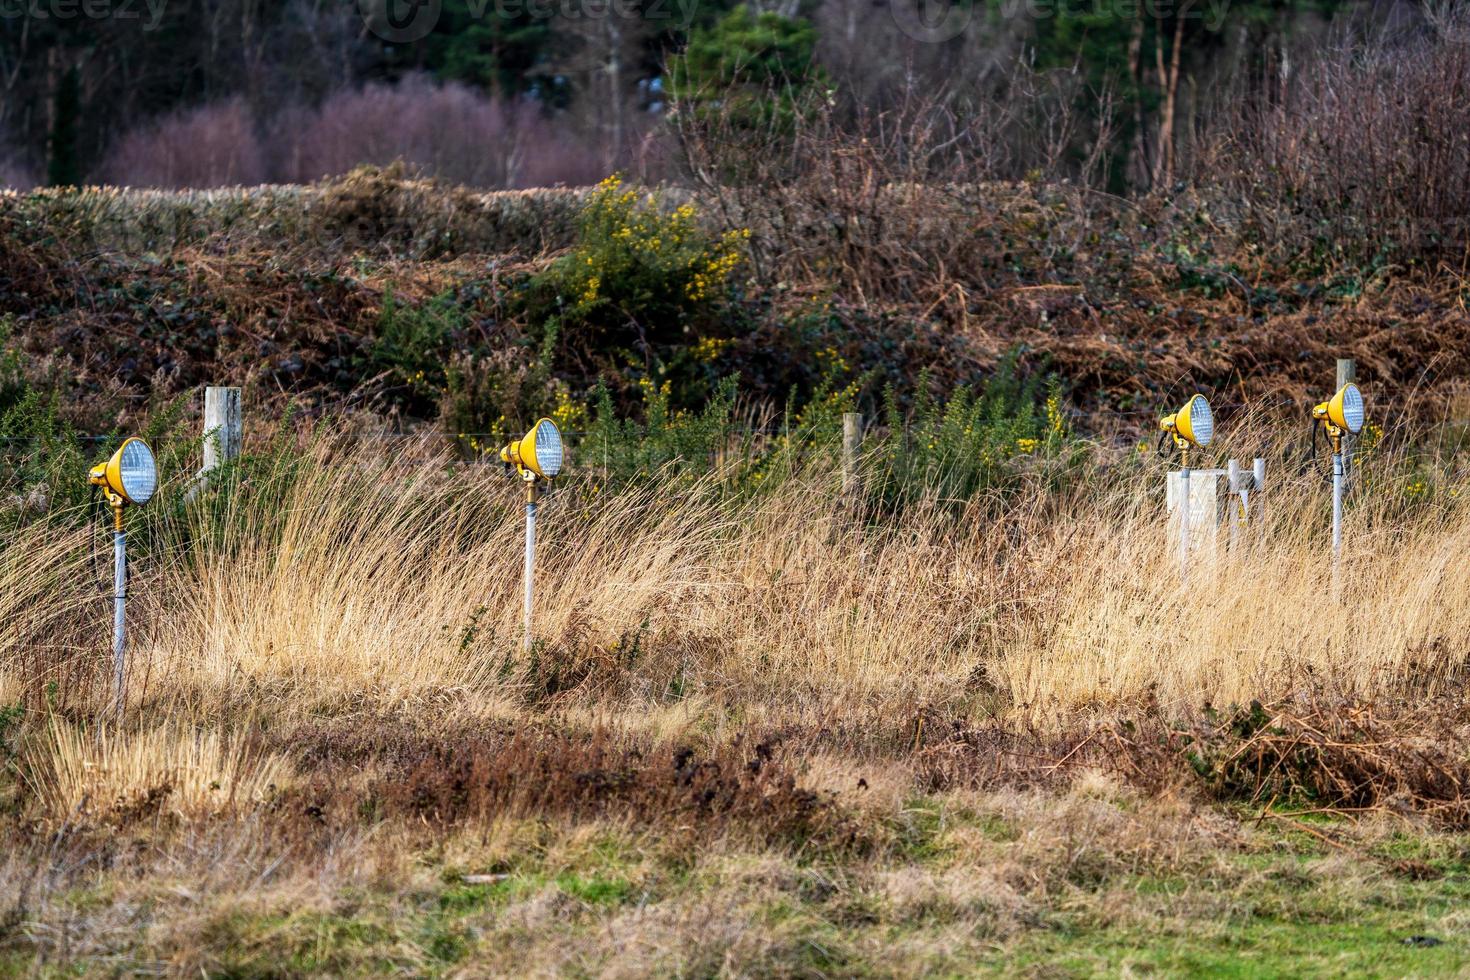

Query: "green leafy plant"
(868, 357), (1076, 511)
(530, 176), (748, 386)
(580, 375), (746, 489)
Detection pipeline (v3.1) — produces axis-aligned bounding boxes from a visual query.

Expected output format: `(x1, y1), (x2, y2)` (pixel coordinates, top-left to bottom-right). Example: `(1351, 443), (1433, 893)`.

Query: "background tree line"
(1, 0), (1418, 192)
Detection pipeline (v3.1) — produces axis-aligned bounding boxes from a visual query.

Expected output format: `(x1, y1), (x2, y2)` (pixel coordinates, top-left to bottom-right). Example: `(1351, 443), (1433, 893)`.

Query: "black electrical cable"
(89, 483), (109, 594)
(1307, 419), (1338, 483)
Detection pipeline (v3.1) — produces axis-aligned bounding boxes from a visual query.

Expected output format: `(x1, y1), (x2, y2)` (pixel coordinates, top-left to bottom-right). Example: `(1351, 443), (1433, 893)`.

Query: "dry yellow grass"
(5, 431), (1470, 975)
(29, 721), (288, 820)
(6, 436), (1467, 730)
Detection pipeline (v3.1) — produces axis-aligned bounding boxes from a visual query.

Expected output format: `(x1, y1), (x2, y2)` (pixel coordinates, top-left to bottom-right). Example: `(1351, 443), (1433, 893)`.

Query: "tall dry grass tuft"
(0, 522), (94, 706)
(12, 430), (1470, 734)
(998, 482), (1470, 716)
(30, 722), (287, 821)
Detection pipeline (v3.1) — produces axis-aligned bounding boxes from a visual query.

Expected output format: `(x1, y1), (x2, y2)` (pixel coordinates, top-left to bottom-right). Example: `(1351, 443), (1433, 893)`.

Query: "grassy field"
(6, 162), (1470, 975)
(4, 424), (1470, 976)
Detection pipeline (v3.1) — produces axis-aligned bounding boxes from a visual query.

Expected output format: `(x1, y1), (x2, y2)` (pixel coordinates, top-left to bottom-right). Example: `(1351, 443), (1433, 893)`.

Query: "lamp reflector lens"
(1187, 396), (1214, 447)
(533, 419), (563, 478)
(119, 439), (157, 504)
(1339, 383), (1364, 434)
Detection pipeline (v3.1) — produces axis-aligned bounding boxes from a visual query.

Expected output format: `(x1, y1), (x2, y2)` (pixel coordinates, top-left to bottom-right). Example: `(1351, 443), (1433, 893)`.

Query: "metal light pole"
(522, 476), (539, 654)
(1331, 444), (1344, 559)
(499, 418), (564, 656)
(1178, 449), (1191, 578)
(1160, 394), (1214, 582)
(90, 437), (158, 722)
(111, 503), (127, 720)
(1330, 431), (1345, 598)
(1313, 380), (1363, 597)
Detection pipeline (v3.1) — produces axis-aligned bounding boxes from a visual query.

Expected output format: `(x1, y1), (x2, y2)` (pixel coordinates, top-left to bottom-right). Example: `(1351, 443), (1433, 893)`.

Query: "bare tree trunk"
(1153, 2), (1191, 187)
(605, 16), (624, 172)
(1127, 11), (1150, 188)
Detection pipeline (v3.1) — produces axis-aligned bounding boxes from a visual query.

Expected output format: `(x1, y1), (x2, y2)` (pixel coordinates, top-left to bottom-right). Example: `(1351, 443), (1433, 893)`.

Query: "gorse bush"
(370, 285), (463, 414)
(365, 283), (566, 450)
(530, 175), (749, 390)
(580, 375), (745, 489)
(863, 359), (1076, 511)
(0, 338), (84, 522)
(572, 356), (1079, 511)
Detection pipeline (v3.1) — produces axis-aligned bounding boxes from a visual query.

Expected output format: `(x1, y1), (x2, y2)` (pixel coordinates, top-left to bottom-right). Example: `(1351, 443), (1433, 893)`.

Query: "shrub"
(574, 354), (1080, 510)
(98, 98), (268, 189)
(1196, 14), (1470, 271)
(860, 357), (1077, 512)
(580, 375), (745, 488)
(530, 175), (749, 393)
(272, 75), (605, 189)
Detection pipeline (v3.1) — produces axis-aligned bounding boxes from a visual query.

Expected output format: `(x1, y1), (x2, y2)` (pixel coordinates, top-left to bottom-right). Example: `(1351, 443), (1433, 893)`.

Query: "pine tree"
(46, 66), (82, 188)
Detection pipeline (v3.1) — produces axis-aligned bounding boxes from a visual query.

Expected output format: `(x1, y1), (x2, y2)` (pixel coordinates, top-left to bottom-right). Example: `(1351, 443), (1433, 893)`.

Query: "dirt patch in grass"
(919, 693), (1470, 830)
(273, 717), (868, 852)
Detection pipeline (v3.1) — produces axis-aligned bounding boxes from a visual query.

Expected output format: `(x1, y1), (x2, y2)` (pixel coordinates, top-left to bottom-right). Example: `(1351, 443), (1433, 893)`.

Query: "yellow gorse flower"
(572, 175), (748, 307)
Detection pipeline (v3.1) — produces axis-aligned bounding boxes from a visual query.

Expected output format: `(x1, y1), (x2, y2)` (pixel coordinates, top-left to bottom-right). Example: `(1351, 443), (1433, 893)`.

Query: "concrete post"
(189, 386), (242, 501)
(841, 413), (863, 494)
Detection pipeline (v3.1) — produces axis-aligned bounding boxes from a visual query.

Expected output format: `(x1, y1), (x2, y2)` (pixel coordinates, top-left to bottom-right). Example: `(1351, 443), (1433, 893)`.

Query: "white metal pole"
(1332, 450), (1344, 559)
(1330, 450), (1344, 598)
(113, 525), (127, 720)
(1179, 464), (1191, 578)
(522, 496), (537, 654)
(1227, 459), (1241, 553)
(1253, 458), (1267, 547)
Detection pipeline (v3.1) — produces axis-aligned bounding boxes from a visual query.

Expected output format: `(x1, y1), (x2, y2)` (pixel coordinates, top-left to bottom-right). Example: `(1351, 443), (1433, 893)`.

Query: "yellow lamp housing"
(499, 418), (564, 481)
(1159, 394), (1214, 449)
(88, 437), (158, 507)
(1313, 382), (1364, 436)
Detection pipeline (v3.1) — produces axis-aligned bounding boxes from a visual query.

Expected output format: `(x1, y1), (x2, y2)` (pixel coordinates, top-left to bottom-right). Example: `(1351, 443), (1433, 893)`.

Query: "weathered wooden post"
(189, 386), (242, 500)
(842, 413), (863, 494)
(203, 386), (242, 475)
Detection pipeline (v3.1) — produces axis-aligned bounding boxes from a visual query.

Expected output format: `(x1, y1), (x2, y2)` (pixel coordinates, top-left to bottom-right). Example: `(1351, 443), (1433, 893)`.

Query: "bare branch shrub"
(670, 67), (1114, 309)
(92, 76), (649, 191)
(270, 74), (610, 189)
(1194, 13), (1470, 269)
(97, 98), (269, 189)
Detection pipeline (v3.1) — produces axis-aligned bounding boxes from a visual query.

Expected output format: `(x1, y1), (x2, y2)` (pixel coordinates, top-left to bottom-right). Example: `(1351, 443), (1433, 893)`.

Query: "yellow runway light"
(1158, 394), (1215, 581)
(1160, 394), (1214, 450)
(1313, 382), (1364, 438)
(89, 437), (158, 509)
(500, 418), (564, 481)
(1312, 382), (1366, 567)
(499, 418), (566, 654)
(87, 436), (158, 721)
